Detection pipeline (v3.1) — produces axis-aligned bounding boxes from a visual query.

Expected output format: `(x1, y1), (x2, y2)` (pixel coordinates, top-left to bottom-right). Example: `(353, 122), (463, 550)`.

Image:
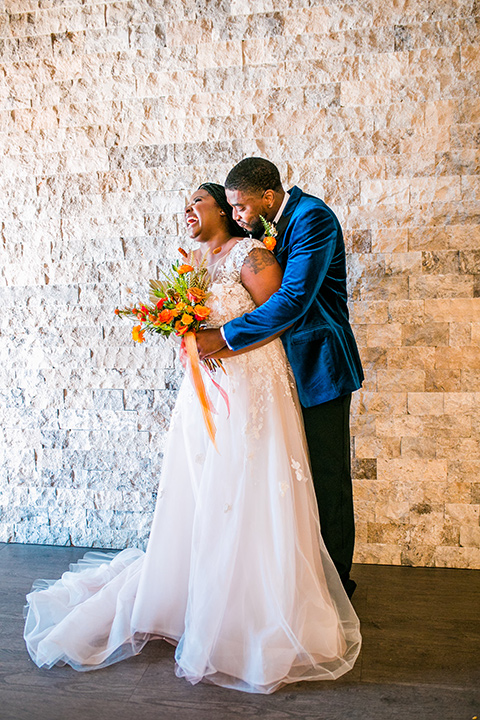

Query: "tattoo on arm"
(243, 248), (277, 275)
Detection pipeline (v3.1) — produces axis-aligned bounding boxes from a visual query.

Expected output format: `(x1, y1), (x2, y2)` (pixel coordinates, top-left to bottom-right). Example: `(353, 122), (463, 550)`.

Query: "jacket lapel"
(274, 186), (302, 259)
(274, 213), (290, 246)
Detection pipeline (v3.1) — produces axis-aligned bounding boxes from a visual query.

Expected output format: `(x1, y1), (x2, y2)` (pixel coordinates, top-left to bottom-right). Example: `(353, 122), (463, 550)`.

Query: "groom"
(196, 158), (364, 598)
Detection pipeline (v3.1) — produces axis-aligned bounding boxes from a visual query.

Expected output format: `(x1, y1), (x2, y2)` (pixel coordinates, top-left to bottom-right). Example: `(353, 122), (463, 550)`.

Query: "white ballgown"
(24, 238), (361, 694)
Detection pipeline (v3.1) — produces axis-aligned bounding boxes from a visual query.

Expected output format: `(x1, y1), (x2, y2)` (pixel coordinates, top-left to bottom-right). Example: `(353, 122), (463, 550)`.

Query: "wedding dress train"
(24, 239), (361, 694)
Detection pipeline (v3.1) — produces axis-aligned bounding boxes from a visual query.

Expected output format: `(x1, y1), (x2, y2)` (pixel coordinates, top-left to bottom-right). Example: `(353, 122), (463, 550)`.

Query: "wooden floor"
(0, 542), (478, 720)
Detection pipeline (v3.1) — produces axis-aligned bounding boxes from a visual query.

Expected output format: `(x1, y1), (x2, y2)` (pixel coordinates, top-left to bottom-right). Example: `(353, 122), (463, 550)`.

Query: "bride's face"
(185, 189), (227, 242)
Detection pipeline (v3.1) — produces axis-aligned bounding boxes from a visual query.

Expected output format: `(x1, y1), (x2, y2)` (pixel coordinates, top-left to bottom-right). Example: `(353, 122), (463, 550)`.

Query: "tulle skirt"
(24, 341), (361, 693)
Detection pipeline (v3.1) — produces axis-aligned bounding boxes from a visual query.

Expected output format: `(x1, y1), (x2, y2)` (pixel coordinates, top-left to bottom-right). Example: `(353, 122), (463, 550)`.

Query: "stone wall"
(1, 0), (479, 567)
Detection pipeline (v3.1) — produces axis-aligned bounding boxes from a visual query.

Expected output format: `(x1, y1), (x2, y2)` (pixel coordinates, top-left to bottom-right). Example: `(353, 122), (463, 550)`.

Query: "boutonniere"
(259, 215), (277, 251)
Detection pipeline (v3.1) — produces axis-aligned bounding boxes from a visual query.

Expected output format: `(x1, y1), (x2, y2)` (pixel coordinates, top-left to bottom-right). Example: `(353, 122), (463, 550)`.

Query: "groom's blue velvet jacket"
(223, 186), (364, 408)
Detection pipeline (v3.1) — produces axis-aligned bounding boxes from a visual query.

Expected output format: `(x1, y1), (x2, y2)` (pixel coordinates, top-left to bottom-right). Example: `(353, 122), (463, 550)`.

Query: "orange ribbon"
(183, 332), (218, 451)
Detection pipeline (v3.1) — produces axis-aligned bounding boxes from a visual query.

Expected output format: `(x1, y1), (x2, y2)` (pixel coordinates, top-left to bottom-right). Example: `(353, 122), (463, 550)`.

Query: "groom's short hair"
(225, 157), (282, 195)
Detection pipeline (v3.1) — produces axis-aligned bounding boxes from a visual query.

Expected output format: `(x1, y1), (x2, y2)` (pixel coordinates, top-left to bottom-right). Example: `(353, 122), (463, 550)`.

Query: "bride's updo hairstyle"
(198, 182), (247, 237)
(224, 157), (283, 195)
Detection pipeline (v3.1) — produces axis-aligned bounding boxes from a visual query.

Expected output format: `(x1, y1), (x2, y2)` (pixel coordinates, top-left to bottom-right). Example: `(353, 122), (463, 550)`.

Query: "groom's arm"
(222, 206), (338, 352)
(196, 244), (285, 359)
(207, 247), (287, 359)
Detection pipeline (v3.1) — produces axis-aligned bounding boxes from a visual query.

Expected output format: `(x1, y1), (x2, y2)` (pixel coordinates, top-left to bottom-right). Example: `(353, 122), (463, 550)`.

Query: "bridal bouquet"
(115, 248), (212, 345)
(115, 249), (224, 449)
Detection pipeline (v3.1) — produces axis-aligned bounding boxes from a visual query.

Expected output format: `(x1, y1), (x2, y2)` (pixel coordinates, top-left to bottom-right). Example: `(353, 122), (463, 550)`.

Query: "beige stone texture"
(443, 392), (476, 414)
(400, 436), (437, 459)
(354, 436), (402, 459)
(407, 392), (444, 416)
(360, 179), (410, 205)
(434, 546), (480, 569)
(197, 41), (243, 69)
(461, 176), (480, 201)
(0, 0), (478, 567)
(460, 44), (480, 72)
(341, 80), (392, 108)
(445, 503), (480, 525)
(372, 229), (409, 254)
(471, 323), (480, 346)
(376, 368), (426, 391)
(366, 323), (402, 347)
(353, 391), (407, 417)
(460, 525), (480, 547)
(283, 7), (332, 35)
(377, 459), (448, 484)
(354, 543), (402, 566)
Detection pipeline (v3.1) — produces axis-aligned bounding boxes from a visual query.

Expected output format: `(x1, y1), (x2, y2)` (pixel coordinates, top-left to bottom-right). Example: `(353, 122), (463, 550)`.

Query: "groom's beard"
(236, 216), (264, 239)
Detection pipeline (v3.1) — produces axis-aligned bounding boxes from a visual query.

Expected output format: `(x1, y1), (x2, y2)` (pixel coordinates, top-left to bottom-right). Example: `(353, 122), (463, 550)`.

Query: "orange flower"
(181, 312), (194, 325)
(158, 308), (174, 323)
(132, 325), (145, 343)
(194, 305), (210, 321)
(177, 264), (194, 274)
(114, 308), (120, 315)
(263, 236), (276, 252)
(175, 321), (190, 335)
(187, 287), (206, 304)
(175, 302), (186, 312)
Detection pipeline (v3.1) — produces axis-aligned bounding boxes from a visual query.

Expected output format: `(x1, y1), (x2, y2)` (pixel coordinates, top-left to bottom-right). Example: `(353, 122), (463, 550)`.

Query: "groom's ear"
(263, 189), (275, 208)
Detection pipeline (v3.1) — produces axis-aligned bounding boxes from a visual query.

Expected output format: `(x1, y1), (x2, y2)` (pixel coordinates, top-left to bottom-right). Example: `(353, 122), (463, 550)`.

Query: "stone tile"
(401, 322), (449, 346)
(354, 436), (402, 459)
(400, 436), (437, 459)
(366, 323), (402, 347)
(434, 545), (480, 568)
(425, 297), (480, 321)
(407, 392), (444, 415)
(447, 321), (472, 346)
(372, 228), (408, 253)
(421, 250), (460, 274)
(377, 458), (448, 484)
(353, 542), (401, 565)
(352, 458), (377, 480)
(376, 368), (426, 390)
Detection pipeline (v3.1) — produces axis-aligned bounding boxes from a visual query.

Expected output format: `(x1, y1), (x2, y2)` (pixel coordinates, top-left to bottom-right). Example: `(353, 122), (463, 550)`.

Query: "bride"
(23, 183), (361, 694)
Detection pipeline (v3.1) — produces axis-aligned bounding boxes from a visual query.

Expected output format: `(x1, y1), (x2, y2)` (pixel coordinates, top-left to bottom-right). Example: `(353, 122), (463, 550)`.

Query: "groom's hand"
(196, 328), (226, 359)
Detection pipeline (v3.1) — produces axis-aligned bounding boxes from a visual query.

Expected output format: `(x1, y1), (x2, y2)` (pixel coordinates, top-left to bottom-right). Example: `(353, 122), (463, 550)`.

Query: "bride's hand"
(196, 328), (226, 360)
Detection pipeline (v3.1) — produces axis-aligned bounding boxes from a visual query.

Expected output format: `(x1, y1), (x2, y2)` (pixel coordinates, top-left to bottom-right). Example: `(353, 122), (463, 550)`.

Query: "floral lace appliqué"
(204, 238), (296, 442)
(291, 458), (308, 483)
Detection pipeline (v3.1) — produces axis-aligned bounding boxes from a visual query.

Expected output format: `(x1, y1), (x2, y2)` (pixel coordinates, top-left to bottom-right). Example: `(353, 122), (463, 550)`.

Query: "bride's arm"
(209, 247), (286, 360)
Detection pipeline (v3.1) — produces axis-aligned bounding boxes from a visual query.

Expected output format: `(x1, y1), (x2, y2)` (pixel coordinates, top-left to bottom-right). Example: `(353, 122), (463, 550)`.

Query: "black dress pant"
(301, 394), (355, 592)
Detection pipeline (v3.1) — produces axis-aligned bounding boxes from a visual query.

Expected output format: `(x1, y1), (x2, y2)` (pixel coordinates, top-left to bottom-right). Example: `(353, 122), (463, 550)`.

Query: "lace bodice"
(206, 238), (265, 327)
(195, 238), (298, 441)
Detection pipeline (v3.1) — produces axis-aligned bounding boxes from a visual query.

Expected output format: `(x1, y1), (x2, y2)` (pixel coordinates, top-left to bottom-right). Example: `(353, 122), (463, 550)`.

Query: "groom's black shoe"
(343, 578), (357, 599)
